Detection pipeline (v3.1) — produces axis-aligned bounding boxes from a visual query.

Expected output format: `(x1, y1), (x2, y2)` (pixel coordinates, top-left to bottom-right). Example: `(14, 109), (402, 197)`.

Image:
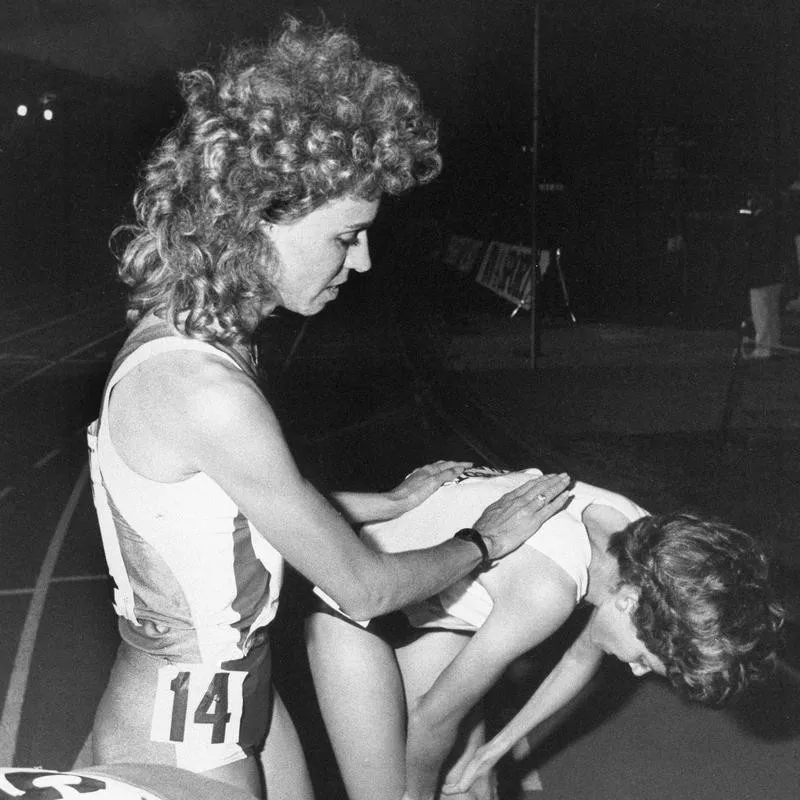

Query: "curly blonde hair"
(116, 16), (442, 344)
(608, 513), (784, 706)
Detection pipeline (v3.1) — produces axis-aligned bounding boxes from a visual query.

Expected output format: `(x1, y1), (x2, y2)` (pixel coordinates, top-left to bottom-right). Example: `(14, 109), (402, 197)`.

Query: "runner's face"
(589, 586), (666, 678)
(266, 196), (380, 316)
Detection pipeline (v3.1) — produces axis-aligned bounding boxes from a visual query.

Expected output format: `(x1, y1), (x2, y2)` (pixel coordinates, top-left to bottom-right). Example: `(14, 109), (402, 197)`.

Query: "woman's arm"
(441, 621), (603, 796)
(330, 460), (474, 524)
(404, 550), (576, 800)
(156, 357), (570, 619)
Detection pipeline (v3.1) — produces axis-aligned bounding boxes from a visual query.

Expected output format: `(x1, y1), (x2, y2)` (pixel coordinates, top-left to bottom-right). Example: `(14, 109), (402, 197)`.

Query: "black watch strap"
(453, 528), (492, 571)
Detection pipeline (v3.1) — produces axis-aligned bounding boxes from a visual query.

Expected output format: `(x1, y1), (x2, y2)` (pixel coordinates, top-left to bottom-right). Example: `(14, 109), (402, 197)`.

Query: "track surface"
(1, 260), (798, 799)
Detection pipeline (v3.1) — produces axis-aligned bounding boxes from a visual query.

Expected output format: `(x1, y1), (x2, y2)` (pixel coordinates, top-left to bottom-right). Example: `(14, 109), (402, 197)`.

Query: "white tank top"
(87, 324), (284, 664)
(360, 467), (648, 630)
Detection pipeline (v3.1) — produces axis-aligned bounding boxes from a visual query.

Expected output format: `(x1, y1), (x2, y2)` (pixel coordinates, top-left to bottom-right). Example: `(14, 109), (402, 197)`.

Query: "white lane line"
(0, 301), (117, 346)
(0, 285), (110, 318)
(0, 574), (109, 597)
(33, 448), (62, 470)
(0, 327), (125, 399)
(0, 354), (55, 363)
(0, 462), (89, 765)
(520, 769), (544, 792)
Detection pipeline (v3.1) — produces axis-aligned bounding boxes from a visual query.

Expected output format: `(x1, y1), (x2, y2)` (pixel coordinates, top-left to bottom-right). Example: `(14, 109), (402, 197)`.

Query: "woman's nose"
(345, 232), (372, 273)
(629, 662), (651, 677)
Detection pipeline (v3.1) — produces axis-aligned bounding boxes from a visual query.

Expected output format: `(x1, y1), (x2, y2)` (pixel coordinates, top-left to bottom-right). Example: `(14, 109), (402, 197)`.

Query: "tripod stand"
(524, 246), (577, 324)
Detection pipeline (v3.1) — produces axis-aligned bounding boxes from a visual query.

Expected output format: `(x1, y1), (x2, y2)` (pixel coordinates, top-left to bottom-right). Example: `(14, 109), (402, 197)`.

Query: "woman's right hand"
(474, 473), (571, 561)
(441, 741), (505, 797)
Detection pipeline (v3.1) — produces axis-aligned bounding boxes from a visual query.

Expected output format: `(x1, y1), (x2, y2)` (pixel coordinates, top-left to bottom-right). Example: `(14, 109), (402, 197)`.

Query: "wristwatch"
(453, 528), (492, 572)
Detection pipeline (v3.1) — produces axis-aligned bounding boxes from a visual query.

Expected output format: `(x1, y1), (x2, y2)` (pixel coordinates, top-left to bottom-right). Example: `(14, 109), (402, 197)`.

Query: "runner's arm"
(404, 551), (576, 799)
(442, 622), (603, 796)
(173, 364), (570, 619)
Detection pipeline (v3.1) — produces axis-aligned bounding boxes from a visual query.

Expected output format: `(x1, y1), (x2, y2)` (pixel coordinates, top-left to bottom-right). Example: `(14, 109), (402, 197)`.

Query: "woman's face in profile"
(265, 195), (381, 316)
(589, 587), (666, 678)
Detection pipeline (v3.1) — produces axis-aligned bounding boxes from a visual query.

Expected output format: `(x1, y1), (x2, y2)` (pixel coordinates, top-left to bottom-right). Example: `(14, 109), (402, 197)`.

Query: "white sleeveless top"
(87, 325), (284, 664)
(360, 467), (648, 630)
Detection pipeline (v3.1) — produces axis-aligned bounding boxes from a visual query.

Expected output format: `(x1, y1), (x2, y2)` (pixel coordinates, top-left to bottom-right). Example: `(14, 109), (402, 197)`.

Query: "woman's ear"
(614, 584), (640, 613)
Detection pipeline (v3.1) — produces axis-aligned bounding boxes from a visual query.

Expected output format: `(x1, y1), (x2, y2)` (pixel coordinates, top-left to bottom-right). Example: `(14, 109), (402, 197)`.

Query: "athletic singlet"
(359, 467), (648, 630)
(87, 321), (284, 665)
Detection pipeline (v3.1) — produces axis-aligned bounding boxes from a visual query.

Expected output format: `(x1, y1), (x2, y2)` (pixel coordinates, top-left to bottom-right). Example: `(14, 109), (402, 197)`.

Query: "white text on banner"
(475, 242), (550, 310)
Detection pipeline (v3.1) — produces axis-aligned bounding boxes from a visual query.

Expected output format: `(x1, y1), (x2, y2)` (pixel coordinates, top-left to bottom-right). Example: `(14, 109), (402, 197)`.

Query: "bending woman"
(86, 19), (571, 800)
(306, 466), (784, 800)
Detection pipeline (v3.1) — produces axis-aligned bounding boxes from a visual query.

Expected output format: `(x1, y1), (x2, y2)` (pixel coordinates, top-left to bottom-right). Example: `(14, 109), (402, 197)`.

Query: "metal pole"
(529, 0), (541, 368)
(770, 0), (783, 203)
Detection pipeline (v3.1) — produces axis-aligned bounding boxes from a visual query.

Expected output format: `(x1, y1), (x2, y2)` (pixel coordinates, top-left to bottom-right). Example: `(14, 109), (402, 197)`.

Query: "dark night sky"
(2, 2), (798, 183)
(1, 1), (798, 310)
(2, 2), (797, 151)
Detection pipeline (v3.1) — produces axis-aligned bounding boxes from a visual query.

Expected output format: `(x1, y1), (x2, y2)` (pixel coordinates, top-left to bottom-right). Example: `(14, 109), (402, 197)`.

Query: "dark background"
(1, 6), (799, 795)
(1, 0), (799, 320)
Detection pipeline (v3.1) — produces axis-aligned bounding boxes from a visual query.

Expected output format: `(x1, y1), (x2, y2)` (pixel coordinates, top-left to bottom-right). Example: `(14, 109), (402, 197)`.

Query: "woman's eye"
(338, 234), (360, 248)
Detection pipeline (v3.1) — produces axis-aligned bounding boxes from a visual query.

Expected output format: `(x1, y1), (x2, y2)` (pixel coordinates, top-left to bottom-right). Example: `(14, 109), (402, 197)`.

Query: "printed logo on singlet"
(449, 466), (511, 484)
(0, 768), (160, 799)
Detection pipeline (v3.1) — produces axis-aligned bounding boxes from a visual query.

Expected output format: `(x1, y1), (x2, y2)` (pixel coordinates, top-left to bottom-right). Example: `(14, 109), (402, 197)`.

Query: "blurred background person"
(740, 184), (791, 358)
(784, 173), (800, 312)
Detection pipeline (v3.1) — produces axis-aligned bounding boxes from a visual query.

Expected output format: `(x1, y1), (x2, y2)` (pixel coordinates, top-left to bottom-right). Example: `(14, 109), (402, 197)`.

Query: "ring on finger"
(536, 493), (547, 506)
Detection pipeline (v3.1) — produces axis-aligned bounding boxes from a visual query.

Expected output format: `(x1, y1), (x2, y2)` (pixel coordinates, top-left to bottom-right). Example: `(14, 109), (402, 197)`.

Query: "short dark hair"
(116, 16), (441, 344)
(608, 512), (784, 706)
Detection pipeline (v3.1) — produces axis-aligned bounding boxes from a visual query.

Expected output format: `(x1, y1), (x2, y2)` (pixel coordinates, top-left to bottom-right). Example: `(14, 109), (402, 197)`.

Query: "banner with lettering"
(475, 242), (550, 310)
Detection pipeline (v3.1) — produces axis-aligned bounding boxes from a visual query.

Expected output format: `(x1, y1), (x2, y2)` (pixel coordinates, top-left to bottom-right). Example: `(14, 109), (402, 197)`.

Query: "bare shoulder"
(116, 347), (261, 420)
(582, 502), (631, 536)
(475, 546), (576, 656)
(109, 348), (277, 478)
(480, 545), (576, 618)
(177, 352), (270, 426)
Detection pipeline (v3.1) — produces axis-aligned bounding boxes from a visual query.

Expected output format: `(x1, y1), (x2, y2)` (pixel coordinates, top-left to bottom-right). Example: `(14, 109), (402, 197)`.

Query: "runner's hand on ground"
(441, 743), (500, 796)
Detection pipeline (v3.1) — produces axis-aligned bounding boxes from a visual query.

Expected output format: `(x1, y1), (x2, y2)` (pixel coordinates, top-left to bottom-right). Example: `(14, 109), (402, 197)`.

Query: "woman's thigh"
(257, 688), (313, 800)
(394, 628), (472, 706)
(305, 610), (406, 800)
(396, 630), (496, 798)
(93, 643), (261, 797)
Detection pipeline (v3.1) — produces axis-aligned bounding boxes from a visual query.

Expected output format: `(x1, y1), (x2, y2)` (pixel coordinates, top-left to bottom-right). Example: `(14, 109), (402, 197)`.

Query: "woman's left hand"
(386, 460), (472, 517)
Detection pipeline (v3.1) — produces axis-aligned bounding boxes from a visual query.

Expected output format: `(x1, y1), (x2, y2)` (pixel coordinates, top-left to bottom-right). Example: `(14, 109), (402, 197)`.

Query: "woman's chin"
(281, 287), (340, 316)
(310, 287), (340, 312)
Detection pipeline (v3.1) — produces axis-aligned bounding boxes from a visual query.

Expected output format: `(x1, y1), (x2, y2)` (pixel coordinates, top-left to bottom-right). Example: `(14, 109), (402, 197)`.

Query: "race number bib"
(150, 663), (246, 746)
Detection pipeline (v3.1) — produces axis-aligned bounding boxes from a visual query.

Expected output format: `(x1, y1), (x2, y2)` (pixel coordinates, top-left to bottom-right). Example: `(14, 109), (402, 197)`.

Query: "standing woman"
(86, 17), (571, 800)
(741, 185), (788, 359)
